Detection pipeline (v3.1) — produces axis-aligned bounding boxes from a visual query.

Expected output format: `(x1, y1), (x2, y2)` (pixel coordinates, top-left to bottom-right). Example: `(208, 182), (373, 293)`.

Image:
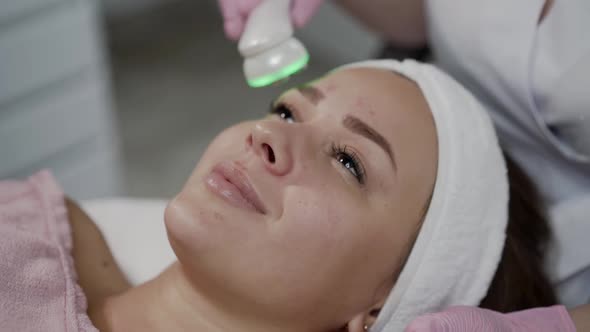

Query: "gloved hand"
(405, 305), (577, 332)
(217, 0), (324, 40)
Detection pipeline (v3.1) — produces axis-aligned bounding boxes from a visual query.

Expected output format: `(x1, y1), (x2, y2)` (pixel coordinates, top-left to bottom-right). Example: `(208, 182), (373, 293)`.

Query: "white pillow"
(81, 198), (176, 285)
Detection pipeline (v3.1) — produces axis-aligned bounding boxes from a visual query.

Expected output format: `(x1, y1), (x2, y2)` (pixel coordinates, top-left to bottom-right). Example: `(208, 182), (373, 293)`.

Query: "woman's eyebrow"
(297, 85), (325, 105)
(343, 115), (398, 172)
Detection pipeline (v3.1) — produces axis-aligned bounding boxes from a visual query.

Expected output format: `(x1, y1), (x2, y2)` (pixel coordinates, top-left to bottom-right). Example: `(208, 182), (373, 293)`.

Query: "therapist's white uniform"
(426, 0), (590, 306)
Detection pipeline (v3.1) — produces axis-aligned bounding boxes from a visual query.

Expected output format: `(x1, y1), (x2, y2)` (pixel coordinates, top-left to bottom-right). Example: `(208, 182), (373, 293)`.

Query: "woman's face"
(165, 68), (437, 330)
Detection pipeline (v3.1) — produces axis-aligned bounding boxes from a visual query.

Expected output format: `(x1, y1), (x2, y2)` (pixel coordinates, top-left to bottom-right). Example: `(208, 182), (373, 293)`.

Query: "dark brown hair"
(479, 152), (557, 311)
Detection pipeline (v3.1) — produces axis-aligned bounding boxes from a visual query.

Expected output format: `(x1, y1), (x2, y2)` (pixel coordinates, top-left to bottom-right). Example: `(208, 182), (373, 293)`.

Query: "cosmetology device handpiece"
(238, 0), (310, 88)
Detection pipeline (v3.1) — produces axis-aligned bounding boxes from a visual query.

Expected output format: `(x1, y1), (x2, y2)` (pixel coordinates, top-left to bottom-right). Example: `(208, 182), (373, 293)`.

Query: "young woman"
(0, 60), (568, 332)
(218, 1), (590, 330)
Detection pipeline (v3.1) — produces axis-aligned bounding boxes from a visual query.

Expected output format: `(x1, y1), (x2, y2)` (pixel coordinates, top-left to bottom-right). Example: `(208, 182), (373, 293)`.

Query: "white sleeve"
(546, 195), (590, 306)
(531, 0), (590, 160)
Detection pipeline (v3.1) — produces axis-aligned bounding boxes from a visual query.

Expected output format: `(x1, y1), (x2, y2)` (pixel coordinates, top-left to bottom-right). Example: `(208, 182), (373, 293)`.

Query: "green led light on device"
(248, 55), (310, 88)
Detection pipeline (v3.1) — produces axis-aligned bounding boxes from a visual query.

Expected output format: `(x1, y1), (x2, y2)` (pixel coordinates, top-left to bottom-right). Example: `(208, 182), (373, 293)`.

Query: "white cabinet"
(0, 0), (123, 199)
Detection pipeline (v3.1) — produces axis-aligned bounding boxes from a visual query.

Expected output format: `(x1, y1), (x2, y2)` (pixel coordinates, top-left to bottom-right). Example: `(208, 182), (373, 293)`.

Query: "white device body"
(238, 0), (309, 86)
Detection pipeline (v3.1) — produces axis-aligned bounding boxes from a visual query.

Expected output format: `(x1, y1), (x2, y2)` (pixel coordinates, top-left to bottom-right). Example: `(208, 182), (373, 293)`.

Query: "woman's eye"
(336, 154), (359, 178)
(331, 144), (366, 185)
(270, 104), (296, 123)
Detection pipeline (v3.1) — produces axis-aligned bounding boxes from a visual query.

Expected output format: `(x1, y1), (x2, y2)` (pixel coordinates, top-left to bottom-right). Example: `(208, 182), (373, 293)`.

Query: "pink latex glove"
(405, 305), (577, 332)
(217, 0), (324, 40)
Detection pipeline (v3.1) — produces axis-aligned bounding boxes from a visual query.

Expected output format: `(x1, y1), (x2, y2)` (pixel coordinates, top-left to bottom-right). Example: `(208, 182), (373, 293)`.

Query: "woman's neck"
(89, 262), (296, 332)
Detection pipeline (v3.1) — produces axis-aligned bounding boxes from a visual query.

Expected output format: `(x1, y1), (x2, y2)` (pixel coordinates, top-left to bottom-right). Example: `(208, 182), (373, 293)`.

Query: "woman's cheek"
(280, 190), (356, 251)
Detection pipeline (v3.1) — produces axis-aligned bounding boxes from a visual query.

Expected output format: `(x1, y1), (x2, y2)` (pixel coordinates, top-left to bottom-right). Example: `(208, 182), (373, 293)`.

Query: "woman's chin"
(164, 193), (214, 254)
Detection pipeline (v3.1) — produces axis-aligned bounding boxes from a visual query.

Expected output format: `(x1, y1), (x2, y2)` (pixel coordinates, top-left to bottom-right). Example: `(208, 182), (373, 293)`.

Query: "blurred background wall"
(0, 0), (379, 199)
(0, 0), (122, 199)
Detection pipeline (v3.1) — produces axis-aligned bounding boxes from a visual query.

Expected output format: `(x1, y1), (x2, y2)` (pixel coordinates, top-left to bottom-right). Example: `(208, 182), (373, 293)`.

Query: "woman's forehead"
(276, 67), (434, 146)
(314, 68), (431, 123)
(318, 67), (420, 99)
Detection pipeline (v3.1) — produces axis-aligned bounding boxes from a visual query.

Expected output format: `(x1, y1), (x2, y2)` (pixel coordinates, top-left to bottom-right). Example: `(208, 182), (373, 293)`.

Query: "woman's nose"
(248, 121), (293, 176)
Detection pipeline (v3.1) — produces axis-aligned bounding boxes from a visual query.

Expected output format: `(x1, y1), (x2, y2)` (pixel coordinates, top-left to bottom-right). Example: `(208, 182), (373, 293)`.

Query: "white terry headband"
(337, 60), (509, 331)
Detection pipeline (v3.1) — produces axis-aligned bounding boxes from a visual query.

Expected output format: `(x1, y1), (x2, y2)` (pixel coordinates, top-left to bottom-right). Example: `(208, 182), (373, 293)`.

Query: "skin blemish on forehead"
(321, 83), (338, 94)
(354, 97), (374, 116)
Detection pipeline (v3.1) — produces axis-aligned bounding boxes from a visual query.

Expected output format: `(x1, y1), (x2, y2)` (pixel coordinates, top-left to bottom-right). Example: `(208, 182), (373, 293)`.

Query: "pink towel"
(0, 171), (97, 332)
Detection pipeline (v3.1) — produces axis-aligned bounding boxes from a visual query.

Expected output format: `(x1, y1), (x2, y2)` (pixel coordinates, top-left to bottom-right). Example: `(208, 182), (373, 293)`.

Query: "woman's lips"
(204, 162), (267, 214)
